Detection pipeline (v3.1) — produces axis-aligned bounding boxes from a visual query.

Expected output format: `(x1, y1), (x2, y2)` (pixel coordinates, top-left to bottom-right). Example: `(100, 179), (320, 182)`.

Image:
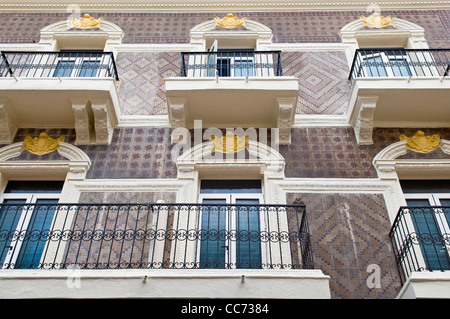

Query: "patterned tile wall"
(0, 11), (449, 47)
(79, 191), (176, 203)
(116, 52), (179, 115)
(4, 127), (450, 180)
(7, 128), (178, 179)
(281, 127), (450, 178)
(116, 50), (351, 115)
(286, 192), (401, 299)
(282, 51), (351, 115)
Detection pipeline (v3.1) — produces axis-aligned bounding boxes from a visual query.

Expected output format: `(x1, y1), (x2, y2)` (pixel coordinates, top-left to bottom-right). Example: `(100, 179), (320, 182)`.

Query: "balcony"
(0, 202), (331, 298)
(165, 51), (299, 144)
(0, 51), (121, 144)
(347, 49), (450, 145)
(390, 206), (450, 298)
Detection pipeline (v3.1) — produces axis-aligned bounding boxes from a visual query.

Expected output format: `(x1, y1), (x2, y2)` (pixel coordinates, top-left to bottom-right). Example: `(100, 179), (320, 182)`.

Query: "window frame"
(197, 192), (266, 269)
(0, 192), (61, 269)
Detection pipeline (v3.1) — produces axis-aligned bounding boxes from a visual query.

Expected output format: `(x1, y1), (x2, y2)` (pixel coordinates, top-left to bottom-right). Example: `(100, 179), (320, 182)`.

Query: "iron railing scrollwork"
(0, 203), (314, 270)
(0, 51), (119, 80)
(180, 51), (283, 77)
(349, 48), (450, 80)
(389, 206), (450, 284)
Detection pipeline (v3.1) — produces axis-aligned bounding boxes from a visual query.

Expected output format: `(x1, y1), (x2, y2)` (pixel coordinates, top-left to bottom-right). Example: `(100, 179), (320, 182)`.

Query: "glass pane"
(235, 199), (261, 269)
(14, 199), (58, 269)
(79, 61), (100, 77)
(0, 200), (26, 268)
(364, 55), (388, 77)
(200, 199), (227, 269)
(406, 200), (450, 270)
(234, 60), (254, 77)
(406, 199), (431, 207)
(389, 56), (412, 77)
(53, 61), (75, 77)
(217, 58), (230, 77)
(200, 180), (262, 194)
(438, 199), (450, 229)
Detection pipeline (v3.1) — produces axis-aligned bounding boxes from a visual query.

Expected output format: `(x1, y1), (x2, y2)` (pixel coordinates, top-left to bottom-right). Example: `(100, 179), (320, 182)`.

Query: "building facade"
(0, 0), (449, 299)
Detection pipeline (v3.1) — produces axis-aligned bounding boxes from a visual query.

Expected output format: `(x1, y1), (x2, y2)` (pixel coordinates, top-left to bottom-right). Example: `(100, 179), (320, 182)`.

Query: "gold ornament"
(211, 131), (249, 153)
(214, 13), (246, 29)
(70, 14), (103, 29)
(361, 12), (393, 28)
(399, 130), (441, 153)
(23, 132), (65, 156)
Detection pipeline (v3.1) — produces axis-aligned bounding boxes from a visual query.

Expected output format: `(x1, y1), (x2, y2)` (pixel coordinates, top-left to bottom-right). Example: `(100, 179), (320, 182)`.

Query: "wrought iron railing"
(0, 51), (119, 80)
(389, 206), (450, 284)
(349, 48), (450, 80)
(0, 203), (313, 270)
(180, 51), (283, 77)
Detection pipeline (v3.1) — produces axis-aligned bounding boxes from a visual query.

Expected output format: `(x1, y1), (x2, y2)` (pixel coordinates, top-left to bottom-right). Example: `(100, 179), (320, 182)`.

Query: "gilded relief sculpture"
(361, 12), (393, 28)
(23, 132), (65, 155)
(214, 13), (246, 29)
(69, 14), (103, 28)
(211, 131), (249, 153)
(400, 130), (441, 153)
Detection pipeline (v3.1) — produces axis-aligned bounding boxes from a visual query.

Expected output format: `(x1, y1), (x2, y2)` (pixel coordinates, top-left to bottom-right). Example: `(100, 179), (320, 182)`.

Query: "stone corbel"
(276, 97), (296, 145)
(71, 99), (92, 145)
(168, 98), (187, 141)
(350, 96), (378, 145)
(0, 98), (17, 144)
(92, 99), (113, 144)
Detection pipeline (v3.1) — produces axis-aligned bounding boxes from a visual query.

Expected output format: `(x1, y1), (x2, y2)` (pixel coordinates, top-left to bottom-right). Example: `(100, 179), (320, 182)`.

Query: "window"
(206, 40), (255, 77)
(53, 51), (102, 78)
(0, 181), (63, 269)
(198, 180), (264, 269)
(401, 180), (450, 270)
(358, 49), (412, 77)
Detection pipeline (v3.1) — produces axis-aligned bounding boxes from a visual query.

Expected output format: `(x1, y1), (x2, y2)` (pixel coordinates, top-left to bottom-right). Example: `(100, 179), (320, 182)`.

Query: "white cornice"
(0, 1), (450, 12)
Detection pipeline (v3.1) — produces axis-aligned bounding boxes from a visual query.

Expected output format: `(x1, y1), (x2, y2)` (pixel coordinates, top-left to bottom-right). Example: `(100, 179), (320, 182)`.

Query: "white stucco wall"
(0, 269), (330, 299)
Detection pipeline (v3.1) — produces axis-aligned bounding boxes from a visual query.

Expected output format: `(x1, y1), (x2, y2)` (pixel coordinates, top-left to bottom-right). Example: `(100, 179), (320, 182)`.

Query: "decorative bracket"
(350, 96), (378, 145)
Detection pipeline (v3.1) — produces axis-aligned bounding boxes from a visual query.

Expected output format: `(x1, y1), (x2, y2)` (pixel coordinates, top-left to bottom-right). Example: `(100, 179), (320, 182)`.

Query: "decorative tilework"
(1, 11), (450, 47)
(287, 192), (401, 299)
(281, 127), (450, 178)
(116, 52), (179, 115)
(5, 128), (178, 179)
(282, 51), (351, 114)
(4, 127), (449, 180)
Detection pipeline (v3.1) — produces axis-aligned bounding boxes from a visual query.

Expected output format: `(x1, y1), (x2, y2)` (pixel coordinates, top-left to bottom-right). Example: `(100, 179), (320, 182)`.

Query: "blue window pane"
(15, 199), (58, 269)
(389, 58), (412, 77)
(79, 61), (100, 77)
(53, 61), (75, 77)
(200, 199), (227, 269)
(235, 60), (254, 77)
(364, 56), (387, 77)
(406, 199), (450, 270)
(235, 199), (261, 269)
(0, 201), (26, 268)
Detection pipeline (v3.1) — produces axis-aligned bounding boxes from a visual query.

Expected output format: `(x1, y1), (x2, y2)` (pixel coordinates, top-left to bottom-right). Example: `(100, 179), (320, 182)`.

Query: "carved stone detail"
(0, 99), (17, 144)
(168, 98), (186, 142)
(276, 97), (296, 145)
(71, 99), (92, 145)
(71, 99), (113, 145)
(350, 96), (378, 145)
(92, 100), (113, 145)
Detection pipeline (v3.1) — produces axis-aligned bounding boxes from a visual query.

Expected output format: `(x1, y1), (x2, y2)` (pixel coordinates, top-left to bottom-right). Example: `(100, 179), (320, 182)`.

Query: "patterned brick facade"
(287, 192), (401, 299)
(1, 11), (450, 46)
(5, 127), (450, 180)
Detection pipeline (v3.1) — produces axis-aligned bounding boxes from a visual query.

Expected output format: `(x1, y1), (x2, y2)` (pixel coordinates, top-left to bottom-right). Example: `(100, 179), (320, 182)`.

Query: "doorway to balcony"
(198, 179), (264, 269)
(0, 181), (63, 269)
(401, 180), (450, 271)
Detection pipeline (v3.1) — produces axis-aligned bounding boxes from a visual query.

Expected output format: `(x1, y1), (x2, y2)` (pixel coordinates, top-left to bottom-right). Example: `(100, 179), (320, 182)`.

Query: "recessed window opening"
(0, 180), (63, 269)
